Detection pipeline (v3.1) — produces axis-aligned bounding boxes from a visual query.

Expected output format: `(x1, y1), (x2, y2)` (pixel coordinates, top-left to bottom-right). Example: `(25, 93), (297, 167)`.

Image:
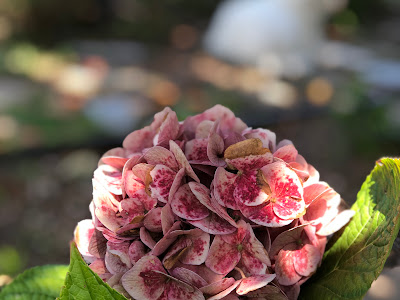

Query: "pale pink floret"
(121, 255), (205, 300)
(206, 220), (270, 275)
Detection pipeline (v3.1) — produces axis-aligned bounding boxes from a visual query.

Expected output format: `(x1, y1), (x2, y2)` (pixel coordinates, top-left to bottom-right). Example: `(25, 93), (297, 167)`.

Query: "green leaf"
(0, 265), (68, 300)
(299, 158), (400, 300)
(58, 242), (127, 300)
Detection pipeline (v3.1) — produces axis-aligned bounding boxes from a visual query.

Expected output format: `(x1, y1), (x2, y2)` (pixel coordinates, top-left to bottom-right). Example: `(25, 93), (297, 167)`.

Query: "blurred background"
(0, 0), (399, 298)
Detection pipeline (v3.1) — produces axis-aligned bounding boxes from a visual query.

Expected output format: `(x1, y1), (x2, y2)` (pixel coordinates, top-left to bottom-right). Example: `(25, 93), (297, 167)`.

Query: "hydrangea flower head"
(74, 105), (354, 299)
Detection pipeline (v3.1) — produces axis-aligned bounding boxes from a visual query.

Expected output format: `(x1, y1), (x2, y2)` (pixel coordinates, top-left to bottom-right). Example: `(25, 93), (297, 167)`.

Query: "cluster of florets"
(74, 105), (354, 300)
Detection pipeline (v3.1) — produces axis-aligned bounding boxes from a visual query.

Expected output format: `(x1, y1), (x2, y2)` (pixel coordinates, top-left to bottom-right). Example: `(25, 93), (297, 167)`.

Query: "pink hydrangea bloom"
(74, 105), (354, 299)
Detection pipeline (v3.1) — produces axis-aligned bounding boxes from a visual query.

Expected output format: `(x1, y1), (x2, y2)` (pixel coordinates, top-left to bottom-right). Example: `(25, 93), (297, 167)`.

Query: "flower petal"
(161, 204), (175, 235)
(94, 165), (123, 195)
(140, 227), (157, 249)
(240, 250), (267, 275)
(150, 164), (177, 203)
(121, 255), (166, 300)
(105, 241), (132, 274)
(143, 146), (178, 170)
(274, 144), (298, 162)
(261, 161), (303, 200)
(205, 235), (241, 274)
(152, 221), (182, 256)
(236, 274), (276, 295)
(74, 219), (96, 263)
(171, 267), (208, 288)
(186, 139), (210, 163)
(273, 197), (306, 220)
(128, 240), (146, 264)
(275, 246), (302, 286)
(189, 181), (237, 228)
(244, 128), (276, 152)
(188, 214), (237, 235)
(207, 280), (241, 300)
(170, 140), (200, 182)
(100, 147), (128, 169)
(144, 207), (163, 232)
(293, 244), (320, 277)
(234, 171), (269, 207)
(316, 209), (355, 236)
(207, 122), (226, 167)
(165, 278), (205, 300)
(269, 225), (306, 258)
(171, 184), (210, 221)
(195, 120), (214, 138)
(239, 202), (293, 227)
(213, 167), (238, 210)
(154, 109), (180, 147)
(123, 126), (155, 152)
(243, 224), (271, 266)
(199, 277), (236, 295)
(88, 228), (107, 259)
(181, 231), (210, 265)
(303, 182), (331, 207)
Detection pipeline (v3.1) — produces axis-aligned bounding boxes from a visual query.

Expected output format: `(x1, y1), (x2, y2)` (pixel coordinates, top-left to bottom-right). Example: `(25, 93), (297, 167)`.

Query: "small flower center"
(237, 244), (243, 252)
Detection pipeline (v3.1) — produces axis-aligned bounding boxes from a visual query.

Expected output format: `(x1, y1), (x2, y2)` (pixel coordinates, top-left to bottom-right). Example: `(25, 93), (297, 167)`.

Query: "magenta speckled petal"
(317, 210), (355, 236)
(236, 274), (276, 295)
(151, 221), (182, 256)
(171, 184), (210, 221)
(239, 202), (293, 227)
(186, 139), (210, 163)
(121, 154), (143, 198)
(213, 167), (238, 210)
(195, 120), (214, 138)
(273, 197), (305, 220)
(226, 153), (273, 171)
(164, 277), (205, 300)
(94, 165), (123, 195)
(188, 214), (237, 235)
(150, 164), (176, 203)
(123, 170), (145, 199)
(154, 109), (180, 147)
(234, 171), (268, 207)
(240, 250), (267, 275)
(128, 240), (146, 264)
(143, 146), (178, 171)
(180, 231), (210, 265)
(205, 235), (241, 275)
(121, 255), (166, 300)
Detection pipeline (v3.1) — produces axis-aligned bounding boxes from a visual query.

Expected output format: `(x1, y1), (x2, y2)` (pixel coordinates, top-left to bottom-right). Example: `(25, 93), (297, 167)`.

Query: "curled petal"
(154, 109), (180, 147)
(105, 241), (132, 274)
(243, 224), (271, 266)
(236, 274), (276, 295)
(140, 227), (156, 249)
(207, 122), (226, 167)
(171, 184), (210, 221)
(164, 278), (205, 300)
(226, 153), (273, 171)
(88, 228), (107, 259)
(292, 244), (320, 277)
(188, 214), (237, 235)
(121, 255), (166, 300)
(189, 181), (237, 228)
(144, 207), (162, 232)
(171, 267), (208, 288)
(269, 225), (306, 258)
(143, 146), (178, 171)
(275, 246), (302, 286)
(94, 165), (123, 195)
(239, 202), (293, 227)
(205, 236), (241, 275)
(200, 277), (236, 295)
(152, 221), (182, 256)
(207, 280), (241, 300)
(150, 164), (176, 203)
(303, 182), (331, 207)
(161, 204), (175, 235)
(168, 168), (186, 202)
(74, 219), (95, 263)
(213, 167), (238, 210)
(170, 140), (200, 182)
(317, 209), (355, 236)
(99, 147), (127, 169)
(240, 250), (267, 275)
(121, 154), (143, 198)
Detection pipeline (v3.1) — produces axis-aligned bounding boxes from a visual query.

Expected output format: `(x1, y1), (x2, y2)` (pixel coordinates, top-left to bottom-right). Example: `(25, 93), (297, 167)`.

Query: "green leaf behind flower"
(58, 242), (127, 300)
(0, 265), (68, 300)
(299, 158), (400, 300)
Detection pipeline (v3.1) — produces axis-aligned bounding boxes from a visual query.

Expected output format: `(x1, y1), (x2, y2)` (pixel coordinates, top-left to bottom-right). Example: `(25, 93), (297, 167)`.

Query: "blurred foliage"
(0, 245), (24, 276)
